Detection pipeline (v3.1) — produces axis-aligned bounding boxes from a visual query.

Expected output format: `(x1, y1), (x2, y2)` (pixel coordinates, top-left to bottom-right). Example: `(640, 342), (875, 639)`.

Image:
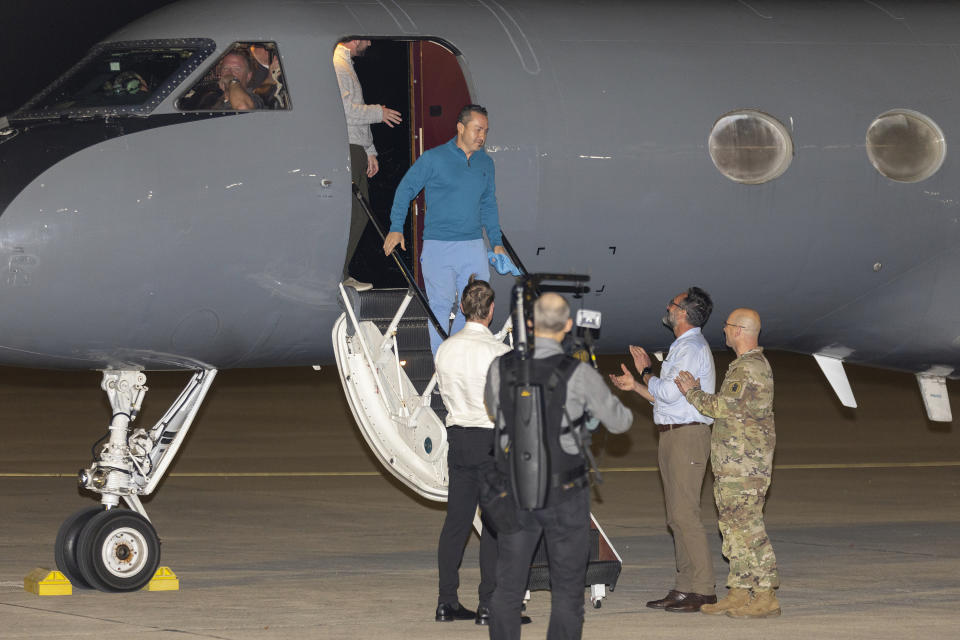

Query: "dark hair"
(458, 104), (488, 126)
(461, 274), (495, 322)
(681, 286), (713, 328)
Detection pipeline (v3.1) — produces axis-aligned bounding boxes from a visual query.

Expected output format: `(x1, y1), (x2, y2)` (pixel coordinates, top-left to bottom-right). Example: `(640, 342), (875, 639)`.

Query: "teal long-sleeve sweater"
(388, 137), (503, 248)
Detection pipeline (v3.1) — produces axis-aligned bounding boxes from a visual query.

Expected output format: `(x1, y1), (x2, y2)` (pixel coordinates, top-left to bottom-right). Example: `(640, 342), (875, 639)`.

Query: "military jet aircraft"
(1, 0), (957, 592)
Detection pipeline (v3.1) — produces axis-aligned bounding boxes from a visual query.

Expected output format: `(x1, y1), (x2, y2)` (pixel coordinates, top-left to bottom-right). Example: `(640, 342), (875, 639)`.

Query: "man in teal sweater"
(384, 105), (507, 354)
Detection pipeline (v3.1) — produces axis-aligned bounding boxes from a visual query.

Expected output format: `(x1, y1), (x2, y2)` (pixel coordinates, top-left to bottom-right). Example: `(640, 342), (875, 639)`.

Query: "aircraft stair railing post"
(338, 282), (379, 374)
(378, 289), (418, 417)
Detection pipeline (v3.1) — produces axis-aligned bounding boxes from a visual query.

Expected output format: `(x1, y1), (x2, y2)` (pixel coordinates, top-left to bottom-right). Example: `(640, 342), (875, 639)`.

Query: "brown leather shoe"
(664, 593), (718, 613)
(646, 590), (686, 609)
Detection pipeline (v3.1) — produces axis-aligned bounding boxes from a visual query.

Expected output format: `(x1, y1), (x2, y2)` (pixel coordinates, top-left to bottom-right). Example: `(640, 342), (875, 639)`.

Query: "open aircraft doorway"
(341, 38), (472, 290)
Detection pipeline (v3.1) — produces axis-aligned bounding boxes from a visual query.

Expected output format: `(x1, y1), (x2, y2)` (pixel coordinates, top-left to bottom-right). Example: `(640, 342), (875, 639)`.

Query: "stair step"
(356, 288), (429, 322)
(400, 351), (436, 391)
(371, 318), (431, 352)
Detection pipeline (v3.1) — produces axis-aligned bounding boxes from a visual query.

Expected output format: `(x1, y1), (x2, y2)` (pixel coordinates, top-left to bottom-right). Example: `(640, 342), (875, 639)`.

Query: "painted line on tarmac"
(601, 461), (960, 472)
(3, 461), (959, 478)
(0, 471), (383, 478)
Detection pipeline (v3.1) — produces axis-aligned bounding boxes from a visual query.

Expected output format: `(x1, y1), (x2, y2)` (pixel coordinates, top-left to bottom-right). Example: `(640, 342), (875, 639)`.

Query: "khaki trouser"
(343, 144), (369, 279)
(658, 423), (715, 595)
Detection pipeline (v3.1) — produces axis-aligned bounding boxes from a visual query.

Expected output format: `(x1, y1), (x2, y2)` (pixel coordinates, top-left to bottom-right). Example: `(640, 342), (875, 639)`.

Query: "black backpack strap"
(494, 353), (518, 468)
(549, 356), (604, 487)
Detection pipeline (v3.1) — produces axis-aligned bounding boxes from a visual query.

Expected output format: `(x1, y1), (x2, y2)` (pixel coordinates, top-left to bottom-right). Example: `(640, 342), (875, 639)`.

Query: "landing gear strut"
(53, 369), (216, 592)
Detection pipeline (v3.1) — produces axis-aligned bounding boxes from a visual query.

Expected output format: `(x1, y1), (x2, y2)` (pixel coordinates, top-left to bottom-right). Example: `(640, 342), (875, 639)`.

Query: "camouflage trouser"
(714, 478), (779, 590)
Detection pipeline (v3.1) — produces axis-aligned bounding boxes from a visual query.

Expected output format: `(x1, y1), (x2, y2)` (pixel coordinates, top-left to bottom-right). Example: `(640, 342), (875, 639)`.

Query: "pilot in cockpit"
(209, 48), (263, 111)
(103, 71), (149, 96)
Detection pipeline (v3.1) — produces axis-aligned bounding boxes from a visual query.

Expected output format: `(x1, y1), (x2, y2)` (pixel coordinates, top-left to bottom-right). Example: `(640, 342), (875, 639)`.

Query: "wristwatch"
(641, 366), (653, 381)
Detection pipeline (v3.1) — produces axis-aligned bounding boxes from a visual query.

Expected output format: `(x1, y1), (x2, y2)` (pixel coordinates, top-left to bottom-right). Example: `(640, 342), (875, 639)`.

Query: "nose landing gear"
(51, 369), (216, 592)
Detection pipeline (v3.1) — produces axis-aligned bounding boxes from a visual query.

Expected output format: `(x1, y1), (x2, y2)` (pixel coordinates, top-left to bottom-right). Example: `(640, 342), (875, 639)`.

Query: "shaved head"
(728, 308), (761, 334)
(723, 307), (761, 355)
(534, 292), (570, 333)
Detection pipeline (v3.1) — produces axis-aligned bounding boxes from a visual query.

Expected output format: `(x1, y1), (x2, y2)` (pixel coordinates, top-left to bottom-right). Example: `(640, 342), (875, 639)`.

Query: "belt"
(447, 425), (493, 431)
(656, 422), (704, 433)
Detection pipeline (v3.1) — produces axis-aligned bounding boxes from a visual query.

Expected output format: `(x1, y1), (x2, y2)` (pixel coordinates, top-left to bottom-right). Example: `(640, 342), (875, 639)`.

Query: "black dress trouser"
(438, 426), (498, 607)
(489, 486), (591, 640)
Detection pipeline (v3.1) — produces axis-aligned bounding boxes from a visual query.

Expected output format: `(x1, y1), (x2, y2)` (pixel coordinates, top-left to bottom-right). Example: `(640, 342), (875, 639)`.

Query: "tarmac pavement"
(1, 352), (958, 639)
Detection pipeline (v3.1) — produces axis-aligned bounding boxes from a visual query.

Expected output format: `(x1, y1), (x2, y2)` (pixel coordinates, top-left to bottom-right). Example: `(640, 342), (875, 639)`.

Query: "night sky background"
(2, 2), (179, 116)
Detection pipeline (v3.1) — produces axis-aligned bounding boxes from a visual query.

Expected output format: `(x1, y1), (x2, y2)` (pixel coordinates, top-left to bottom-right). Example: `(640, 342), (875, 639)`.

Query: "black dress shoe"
(646, 589), (686, 609)
(436, 602), (476, 621)
(664, 593), (717, 613)
(475, 605), (532, 626)
(476, 606), (491, 625)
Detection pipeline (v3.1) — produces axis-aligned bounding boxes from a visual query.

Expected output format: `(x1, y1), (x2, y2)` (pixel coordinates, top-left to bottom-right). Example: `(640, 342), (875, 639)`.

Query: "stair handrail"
(352, 185), (449, 341)
(352, 185), (530, 339)
(499, 233), (529, 278)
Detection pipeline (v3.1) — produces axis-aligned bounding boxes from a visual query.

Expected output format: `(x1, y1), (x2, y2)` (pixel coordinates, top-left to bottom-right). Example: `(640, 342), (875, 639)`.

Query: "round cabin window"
(866, 109), (946, 183)
(708, 110), (793, 184)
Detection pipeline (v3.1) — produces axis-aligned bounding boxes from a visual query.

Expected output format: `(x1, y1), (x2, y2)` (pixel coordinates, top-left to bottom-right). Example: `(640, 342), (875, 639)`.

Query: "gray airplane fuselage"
(1, 0), (958, 377)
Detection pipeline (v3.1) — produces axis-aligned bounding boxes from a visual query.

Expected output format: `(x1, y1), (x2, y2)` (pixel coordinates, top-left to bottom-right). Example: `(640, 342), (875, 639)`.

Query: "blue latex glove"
(488, 250), (522, 276)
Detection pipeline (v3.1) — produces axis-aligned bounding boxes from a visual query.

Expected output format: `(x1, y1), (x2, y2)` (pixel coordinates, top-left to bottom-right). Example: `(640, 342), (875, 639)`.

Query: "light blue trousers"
(420, 238), (490, 355)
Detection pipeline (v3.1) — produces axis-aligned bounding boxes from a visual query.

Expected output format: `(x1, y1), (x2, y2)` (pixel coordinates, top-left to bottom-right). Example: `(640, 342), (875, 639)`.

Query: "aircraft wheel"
(77, 508), (161, 592)
(54, 505), (104, 589)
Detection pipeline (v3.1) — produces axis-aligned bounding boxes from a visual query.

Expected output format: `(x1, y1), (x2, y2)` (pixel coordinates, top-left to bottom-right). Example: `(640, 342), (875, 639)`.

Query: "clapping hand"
(674, 370), (700, 395)
(609, 364), (636, 391)
(629, 345), (651, 372)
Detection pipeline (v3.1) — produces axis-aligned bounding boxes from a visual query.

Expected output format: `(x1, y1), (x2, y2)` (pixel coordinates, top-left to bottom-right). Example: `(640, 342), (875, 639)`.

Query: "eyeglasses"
(668, 301), (684, 310)
(723, 321), (747, 330)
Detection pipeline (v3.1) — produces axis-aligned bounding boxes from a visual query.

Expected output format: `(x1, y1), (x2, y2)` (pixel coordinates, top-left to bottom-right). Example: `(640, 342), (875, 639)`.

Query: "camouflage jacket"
(685, 347), (775, 485)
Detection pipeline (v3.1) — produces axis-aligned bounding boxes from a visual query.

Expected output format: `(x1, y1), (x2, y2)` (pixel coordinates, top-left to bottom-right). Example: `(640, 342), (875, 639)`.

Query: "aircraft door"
(409, 41), (472, 286)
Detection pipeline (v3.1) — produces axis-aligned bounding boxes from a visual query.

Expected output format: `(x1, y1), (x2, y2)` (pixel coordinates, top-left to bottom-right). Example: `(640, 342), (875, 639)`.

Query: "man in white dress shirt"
(433, 275), (512, 624)
(609, 287), (718, 613)
(332, 38), (402, 291)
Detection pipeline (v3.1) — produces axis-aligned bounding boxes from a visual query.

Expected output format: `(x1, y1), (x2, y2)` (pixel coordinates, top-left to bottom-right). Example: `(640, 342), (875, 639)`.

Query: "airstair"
(332, 187), (622, 606)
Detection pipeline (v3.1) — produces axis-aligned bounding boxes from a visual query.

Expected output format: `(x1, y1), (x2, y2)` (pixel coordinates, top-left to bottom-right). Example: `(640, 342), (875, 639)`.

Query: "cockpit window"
(15, 39), (215, 119)
(178, 42), (290, 111)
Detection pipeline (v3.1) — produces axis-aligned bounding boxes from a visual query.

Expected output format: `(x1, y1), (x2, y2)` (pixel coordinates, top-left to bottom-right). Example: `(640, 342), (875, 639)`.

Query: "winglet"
(916, 374), (953, 422)
(813, 354), (857, 408)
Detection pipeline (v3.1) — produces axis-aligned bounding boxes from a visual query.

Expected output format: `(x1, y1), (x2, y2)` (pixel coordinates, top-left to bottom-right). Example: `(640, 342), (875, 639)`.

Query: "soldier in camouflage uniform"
(675, 308), (780, 618)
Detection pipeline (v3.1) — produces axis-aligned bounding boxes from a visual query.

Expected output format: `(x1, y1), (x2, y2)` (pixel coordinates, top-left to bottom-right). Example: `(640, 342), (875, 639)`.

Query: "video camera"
(510, 273), (601, 368)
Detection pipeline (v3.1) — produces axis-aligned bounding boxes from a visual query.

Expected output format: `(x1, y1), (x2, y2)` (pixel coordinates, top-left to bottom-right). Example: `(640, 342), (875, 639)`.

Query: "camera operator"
(483, 292), (632, 640)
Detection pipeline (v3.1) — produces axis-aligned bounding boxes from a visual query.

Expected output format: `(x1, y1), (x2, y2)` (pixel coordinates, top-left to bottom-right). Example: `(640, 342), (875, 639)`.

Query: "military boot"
(700, 588), (750, 615)
(726, 589), (781, 618)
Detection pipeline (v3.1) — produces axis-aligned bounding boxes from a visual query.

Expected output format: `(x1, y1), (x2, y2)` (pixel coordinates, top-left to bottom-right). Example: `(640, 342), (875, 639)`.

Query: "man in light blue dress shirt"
(610, 287), (717, 612)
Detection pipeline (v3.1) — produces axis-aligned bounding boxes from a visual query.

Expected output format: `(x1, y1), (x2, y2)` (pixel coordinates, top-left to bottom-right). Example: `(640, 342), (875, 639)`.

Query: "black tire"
(54, 505), (104, 589)
(77, 508), (161, 592)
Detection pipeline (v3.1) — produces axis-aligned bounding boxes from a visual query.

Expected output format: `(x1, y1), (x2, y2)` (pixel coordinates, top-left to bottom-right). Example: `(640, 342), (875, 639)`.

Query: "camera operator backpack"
(495, 352), (588, 510)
